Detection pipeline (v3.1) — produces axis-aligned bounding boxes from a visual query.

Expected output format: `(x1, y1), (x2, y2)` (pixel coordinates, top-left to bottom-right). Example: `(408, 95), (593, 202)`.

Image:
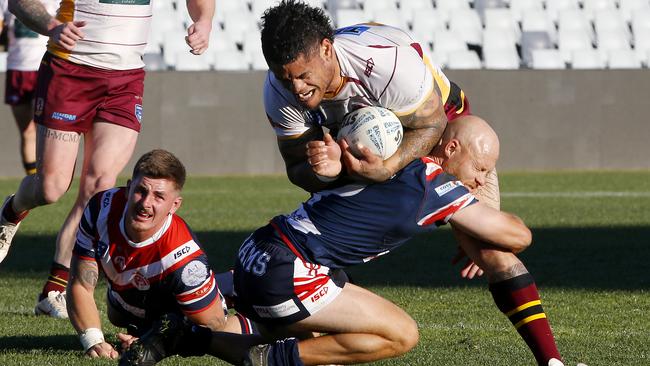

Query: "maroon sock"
(2, 196), (29, 224)
(40, 262), (69, 300)
(489, 274), (562, 365)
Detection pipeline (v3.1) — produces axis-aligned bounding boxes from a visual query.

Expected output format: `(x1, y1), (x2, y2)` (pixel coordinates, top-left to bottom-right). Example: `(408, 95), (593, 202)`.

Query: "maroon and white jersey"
(73, 187), (223, 321)
(264, 23), (452, 139)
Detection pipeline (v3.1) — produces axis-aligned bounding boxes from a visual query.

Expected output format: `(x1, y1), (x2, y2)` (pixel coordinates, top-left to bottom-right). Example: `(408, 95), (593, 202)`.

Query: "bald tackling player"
(0, 0), (214, 319)
(126, 116), (567, 366)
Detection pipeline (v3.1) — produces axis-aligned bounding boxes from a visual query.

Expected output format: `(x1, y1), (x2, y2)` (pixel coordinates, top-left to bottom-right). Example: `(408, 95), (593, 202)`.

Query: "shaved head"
(431, 115), (500, 190)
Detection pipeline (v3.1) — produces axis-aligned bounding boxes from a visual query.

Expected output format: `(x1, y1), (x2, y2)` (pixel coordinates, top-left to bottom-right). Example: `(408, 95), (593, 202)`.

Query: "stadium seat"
(545, 0), (580, 23)
(474, 0), (508, 21)
(143, 53), (166, 71)
(433, 30), (468, 54)
(429, 50), (449, 69)
(446, 49), (482, 69)
(521, 31), (553, 67)
(634, 30), (650, 62)
(596, 29), (631, 60)
(607, 49), (642, 69)
(631, 9), (650, 40)
(448, 9), (483, 46)
(175, 51), (213, 71)
(521, 9), (556, 44)
(483, 28), (518, 51)
(335, 8), (367, 27)
(209, 30), (239, 54)
(372, 10), (408, 30)
(251, 0), (277, 18)
(250, 49), (269, 70)
(214, 50), (249, 71)
(435, 0), (471, 20)
(594, 9), (631, 44)
(531, 49), (565, 69)
(558, 29), (593, 62)
(571, 49), (606, 69)
(483, 47), (520, 69)
(360, 0), (397, 16)
(483, 9), (520, 43)
(618, 0), (650, 23)
(411, 8), (447, 37)
(558, 9), (594, 42)
(0, 52), (9, 72)
(508, 0), (543, 22)
(581, 0), (616, 21)
(162, 29), (191, 67)
(398, 0), (433, 13)
(221, 11), (254, 44)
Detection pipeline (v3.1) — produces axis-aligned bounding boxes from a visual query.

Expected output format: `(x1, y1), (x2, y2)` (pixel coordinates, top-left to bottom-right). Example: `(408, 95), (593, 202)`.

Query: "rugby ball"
(337, 106), (403, 160)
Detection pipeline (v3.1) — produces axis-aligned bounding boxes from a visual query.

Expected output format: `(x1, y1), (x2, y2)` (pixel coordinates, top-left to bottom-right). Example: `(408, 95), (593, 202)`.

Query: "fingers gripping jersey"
(272, 157), (477, 268)
(264, 23), (451, 138)
(0, 0), (57, 71)
(73, 187), (222, 321)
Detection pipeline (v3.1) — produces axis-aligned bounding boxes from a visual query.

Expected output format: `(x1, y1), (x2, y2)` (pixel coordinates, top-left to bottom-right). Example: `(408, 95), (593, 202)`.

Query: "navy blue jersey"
(272, 157), (477, 268)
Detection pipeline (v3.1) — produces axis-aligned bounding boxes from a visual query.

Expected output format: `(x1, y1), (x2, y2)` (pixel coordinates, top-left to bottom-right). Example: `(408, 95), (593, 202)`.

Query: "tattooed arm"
(342, 91), (448, 182)
(68, 256), (118, 358)
(8, 0), (56, 35)
(9, 0), (85, 50)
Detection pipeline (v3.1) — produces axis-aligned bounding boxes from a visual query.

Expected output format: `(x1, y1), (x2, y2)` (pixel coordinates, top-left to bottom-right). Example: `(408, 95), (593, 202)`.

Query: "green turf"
(0, 172), (649, 365)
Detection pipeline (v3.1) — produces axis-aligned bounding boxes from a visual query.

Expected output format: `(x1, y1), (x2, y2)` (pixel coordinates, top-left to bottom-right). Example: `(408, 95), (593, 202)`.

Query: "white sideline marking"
(502, 191), (650, 198)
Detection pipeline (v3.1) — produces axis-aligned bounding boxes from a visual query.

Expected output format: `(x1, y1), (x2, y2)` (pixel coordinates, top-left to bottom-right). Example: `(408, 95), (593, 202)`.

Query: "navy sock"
(269, 338), (304, 366)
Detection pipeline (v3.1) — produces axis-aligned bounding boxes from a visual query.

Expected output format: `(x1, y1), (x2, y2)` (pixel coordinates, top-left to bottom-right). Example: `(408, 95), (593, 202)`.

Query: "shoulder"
(263, 72), (314, 138)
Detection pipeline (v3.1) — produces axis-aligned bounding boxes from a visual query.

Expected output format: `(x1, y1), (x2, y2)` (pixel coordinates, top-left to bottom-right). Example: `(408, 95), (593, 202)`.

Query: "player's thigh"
(84, 121), (138, 179)
(288, 283), (416, 339)
(36, 124), (81, 185)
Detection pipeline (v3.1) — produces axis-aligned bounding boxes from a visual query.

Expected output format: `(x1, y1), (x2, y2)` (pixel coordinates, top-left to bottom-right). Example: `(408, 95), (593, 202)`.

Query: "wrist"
(315, 173), (339, 183)
(79, 328), (104, 352)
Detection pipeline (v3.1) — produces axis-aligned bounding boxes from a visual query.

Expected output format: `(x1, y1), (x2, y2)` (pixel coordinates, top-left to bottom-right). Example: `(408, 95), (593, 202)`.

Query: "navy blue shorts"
(233, 224), (347, 326)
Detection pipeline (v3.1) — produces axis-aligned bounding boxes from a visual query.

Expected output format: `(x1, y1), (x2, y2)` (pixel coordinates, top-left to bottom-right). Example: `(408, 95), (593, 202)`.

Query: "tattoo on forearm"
(38, 127), (81, 143)
(78, 262), (99, 288)
(9, 0), (53, 35)
(490, 262), (529, 282)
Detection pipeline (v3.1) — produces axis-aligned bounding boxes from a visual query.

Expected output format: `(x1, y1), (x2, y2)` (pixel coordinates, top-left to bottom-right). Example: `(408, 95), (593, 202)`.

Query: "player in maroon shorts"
(0, 0), (214, 318)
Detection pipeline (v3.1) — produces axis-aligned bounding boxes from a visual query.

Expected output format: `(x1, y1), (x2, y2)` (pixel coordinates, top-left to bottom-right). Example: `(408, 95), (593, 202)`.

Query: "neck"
(326, 47), (343, 94)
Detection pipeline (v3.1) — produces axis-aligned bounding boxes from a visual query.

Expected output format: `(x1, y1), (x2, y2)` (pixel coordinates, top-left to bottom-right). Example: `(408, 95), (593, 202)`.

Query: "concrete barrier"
(0, 69), (646, 177)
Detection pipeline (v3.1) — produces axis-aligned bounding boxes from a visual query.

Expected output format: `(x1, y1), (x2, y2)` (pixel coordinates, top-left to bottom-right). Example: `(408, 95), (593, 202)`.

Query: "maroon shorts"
(444, 81), (472, 122)
(4, 70), (38, 106)
(33, 53), (145, 133)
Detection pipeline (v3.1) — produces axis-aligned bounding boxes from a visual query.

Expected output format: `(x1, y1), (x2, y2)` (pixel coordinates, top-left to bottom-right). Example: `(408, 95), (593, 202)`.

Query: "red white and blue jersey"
(264, 23), (453, 138)
(73, 187), (222, 321)
(272, 157), (477, 268)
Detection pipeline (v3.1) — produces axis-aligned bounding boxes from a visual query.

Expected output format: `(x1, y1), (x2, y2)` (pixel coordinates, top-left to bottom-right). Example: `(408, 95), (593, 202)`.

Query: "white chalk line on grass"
(502, 191), (650, 198)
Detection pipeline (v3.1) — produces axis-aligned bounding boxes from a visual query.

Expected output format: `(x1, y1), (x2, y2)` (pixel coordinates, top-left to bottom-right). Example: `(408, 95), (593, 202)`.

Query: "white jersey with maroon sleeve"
(47, 0), (152, 70)
(264, 23), (452, 139)
(0, 0), (56, 71)
(73, 187), (223, 321)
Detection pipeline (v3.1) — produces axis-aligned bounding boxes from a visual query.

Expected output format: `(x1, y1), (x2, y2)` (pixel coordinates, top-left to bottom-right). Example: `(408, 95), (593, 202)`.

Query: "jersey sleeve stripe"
(417, 193), (476, 226)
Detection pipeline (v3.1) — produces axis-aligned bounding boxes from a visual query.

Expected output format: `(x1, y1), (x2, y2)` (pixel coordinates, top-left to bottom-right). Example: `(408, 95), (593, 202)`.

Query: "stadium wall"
(0, 70), (646, 177)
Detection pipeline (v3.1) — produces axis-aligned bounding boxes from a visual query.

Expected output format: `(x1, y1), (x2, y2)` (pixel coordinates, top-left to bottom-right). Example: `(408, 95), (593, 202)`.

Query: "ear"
(444, 139), (461, 159)
(321, 38), (334, 60)
(169, 195), (183, 215)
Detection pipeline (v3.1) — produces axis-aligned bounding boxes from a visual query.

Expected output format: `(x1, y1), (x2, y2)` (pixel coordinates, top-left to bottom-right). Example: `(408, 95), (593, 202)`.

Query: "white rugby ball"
(337, 106), (403, 160)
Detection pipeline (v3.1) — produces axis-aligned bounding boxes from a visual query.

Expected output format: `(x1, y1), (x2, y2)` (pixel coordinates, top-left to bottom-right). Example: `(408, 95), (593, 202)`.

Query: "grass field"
(0, 171), (649, 365)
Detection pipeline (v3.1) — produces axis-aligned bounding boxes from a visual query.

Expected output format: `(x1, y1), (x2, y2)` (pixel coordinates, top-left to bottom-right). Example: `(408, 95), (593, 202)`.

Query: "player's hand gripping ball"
(338, 106), (403, 160)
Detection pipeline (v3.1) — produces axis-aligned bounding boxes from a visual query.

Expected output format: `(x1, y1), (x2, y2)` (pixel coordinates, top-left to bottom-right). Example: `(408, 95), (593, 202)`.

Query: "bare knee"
(39, 175), (71, 204)
(81, 174), (118, 201)
(388, 315), (419, 356)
